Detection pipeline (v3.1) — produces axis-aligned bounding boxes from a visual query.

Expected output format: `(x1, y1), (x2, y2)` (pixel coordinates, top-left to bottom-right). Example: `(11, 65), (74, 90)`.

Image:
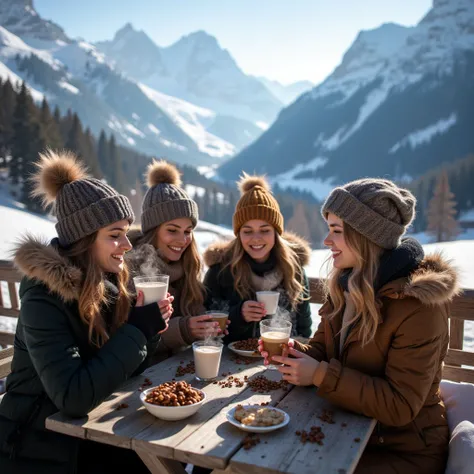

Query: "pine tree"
(426, 170), (460, 242)
(108, 135), (126, 193)
(83, 127), (101, 178)
(39, 98), (62, 150)
(97, 130), (109, 178)
(0, 80), (16, 161)
(287, 201), (311, 240)
(10, 82), (42, 210)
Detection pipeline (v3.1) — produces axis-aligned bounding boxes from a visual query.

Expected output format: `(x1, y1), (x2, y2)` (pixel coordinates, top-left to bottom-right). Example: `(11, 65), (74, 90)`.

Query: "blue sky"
(35, 0), (432, 85)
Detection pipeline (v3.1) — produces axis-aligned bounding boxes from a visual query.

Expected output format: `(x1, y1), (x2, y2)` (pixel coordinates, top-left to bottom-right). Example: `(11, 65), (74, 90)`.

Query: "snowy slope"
(0, 2), (237, 165)
(138, 84), (235, 158)
(219, 0), (474, 193)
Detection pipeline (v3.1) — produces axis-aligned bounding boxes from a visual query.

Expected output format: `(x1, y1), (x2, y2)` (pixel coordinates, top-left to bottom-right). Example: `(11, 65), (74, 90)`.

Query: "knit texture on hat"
(32, 150), (134, 246)
(322, 178), (416, 249)
(233, 174), (283, 235)
(141, 160), (198, 233)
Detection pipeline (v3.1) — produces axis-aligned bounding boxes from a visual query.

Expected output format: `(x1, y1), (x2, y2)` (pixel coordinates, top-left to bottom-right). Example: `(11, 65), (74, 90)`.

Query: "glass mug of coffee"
(205, 310), (228, 337)
(256, 291), (280, 315)
(192, 340), (223, 382)
(133, 275), (169, 305)
(259, 319), (292, 370)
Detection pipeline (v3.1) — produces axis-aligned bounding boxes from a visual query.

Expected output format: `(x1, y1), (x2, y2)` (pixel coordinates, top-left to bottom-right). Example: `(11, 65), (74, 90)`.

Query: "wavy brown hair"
(59, 233), (132, 347)
(137, 229), (205, 316)
(324, 222), (384, 346)
(222, 232), (306, 309)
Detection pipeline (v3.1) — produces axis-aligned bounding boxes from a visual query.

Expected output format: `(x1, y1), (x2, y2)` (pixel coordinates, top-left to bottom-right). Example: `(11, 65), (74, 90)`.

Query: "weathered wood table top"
(46, 347), (375, 474)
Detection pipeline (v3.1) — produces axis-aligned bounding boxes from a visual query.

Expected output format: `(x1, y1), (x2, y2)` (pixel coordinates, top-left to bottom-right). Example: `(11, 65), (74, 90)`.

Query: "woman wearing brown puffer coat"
(261, 178), (460, 474)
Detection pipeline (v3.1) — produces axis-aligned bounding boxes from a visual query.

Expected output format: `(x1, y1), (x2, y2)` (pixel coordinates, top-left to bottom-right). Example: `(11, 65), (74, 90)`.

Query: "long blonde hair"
(60, 233), (132, 347)
(222, 232), (306, 309)
(137, 229), (205, 316)
(324, 222), (384, 346)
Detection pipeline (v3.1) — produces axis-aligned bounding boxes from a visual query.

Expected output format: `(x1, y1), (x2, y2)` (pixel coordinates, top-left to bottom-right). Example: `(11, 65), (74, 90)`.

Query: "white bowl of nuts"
(140, 381), (206, 421)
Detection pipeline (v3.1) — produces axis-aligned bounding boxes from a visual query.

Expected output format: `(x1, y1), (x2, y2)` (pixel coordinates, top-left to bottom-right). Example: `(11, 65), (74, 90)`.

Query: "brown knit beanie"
(32, 150), (134, 247)
(141, 160), (198, 233)
(233, 173), (283, 235)
(322, 178), (416, 249)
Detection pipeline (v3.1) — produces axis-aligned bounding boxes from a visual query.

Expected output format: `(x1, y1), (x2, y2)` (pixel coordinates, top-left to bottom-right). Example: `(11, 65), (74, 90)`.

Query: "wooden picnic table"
(46, 347), (376, 474)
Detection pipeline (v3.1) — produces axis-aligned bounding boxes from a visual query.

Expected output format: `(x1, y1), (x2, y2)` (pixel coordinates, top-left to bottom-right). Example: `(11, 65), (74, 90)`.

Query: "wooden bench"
(1, 260), (474, 385)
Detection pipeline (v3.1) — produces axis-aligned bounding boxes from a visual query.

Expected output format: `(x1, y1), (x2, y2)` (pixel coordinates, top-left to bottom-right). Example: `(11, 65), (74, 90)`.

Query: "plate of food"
(228, 338), (262, 358)
(226, 404), (290, 433)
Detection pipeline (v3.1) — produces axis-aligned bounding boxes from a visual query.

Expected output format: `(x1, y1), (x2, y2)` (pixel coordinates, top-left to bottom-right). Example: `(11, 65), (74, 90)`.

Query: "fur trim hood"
(13, 236), (82, 302)
(203, 231), (311, 268)
(380, 252), (461, 305)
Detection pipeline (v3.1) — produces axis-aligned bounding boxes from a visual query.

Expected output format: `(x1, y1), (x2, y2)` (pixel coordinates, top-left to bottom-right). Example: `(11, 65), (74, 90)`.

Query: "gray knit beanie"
(322, 178), (416, 249)
(141, 160), (198, 233)
(32, 150), (134, 247)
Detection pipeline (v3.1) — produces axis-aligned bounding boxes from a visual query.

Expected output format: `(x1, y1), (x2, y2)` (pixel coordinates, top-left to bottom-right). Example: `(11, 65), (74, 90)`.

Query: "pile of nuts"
(295, 426), (325, 445)
(242, 433), (261, 450)
(175, 361), (195, 377)
(233, 338), (259, 352)
(317, 409), (335, 424)
(144, 381), (203, 407)
(247, 375), (290, 393)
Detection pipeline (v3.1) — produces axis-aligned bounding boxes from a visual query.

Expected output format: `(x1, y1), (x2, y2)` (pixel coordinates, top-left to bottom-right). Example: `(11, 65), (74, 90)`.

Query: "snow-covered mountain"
(96, 25), (283, 128)
(218, 0), (474, 199)
(256, 77), (314, 105)
(0, 0), (68, 42)
(0, 1), (252, 165)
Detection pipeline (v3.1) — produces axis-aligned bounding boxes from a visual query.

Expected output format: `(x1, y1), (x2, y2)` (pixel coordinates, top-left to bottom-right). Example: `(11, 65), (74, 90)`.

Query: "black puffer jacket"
(203, 232), (313, 343)
(0, 238), (162, 474)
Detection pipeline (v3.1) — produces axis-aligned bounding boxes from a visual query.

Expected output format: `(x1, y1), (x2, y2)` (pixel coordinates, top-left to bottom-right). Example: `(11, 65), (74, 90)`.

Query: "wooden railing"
(1, 261), (473, 384)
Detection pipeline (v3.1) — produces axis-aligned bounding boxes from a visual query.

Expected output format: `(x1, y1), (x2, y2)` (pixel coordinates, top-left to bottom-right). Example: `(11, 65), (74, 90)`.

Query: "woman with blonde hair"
(262, 178), (460, 474)
(127, 160), (223, 360)
(203, 174), (312, 343)
(0, 151), (171, 473)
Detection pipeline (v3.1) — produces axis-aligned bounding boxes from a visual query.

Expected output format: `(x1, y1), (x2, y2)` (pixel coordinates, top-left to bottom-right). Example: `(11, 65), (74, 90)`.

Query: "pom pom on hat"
(237, 172), (271, 195)
(146, 159), (182, 188)
(32, 149), (88, 207)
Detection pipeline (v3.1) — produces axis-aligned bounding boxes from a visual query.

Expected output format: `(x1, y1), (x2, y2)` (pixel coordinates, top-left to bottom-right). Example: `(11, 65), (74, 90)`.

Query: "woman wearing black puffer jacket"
(0, 151), (171, 474)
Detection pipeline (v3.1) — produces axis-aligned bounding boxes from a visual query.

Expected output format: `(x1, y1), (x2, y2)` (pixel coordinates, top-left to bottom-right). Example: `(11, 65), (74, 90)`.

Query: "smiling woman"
(0, 150), (169, 473)
(126, 160), (218, 363)
(203, 173), (313, 343)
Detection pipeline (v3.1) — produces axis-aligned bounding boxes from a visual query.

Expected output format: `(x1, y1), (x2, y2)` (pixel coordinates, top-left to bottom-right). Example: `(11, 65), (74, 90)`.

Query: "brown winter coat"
(293, 253), (460, 474)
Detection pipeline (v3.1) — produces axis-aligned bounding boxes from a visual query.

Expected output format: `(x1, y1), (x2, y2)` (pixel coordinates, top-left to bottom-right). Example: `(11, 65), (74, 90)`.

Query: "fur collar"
(203, 231), (311, 268)
(13, 237), (82, 302)
(379, 252), (460, 305)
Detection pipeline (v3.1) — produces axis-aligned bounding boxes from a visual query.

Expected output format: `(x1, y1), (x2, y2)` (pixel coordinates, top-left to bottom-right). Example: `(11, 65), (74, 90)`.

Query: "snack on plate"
(234, 405), (285, 427)
(144, 381), (203, 407)
(233, 338), (259, 352)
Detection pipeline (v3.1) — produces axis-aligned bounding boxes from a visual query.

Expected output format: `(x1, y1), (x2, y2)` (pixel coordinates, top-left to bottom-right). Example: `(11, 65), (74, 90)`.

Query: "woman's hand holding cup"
(188, 314), (223, 339)
(258, 337), (295, 366)
(242, 300), (266, 322)
(136, 290), (174, 334)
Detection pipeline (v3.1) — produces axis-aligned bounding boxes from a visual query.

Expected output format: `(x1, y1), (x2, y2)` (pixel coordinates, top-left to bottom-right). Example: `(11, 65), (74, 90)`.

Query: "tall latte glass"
(133, 275), (169, 305)
(260, 319), (292, 370)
